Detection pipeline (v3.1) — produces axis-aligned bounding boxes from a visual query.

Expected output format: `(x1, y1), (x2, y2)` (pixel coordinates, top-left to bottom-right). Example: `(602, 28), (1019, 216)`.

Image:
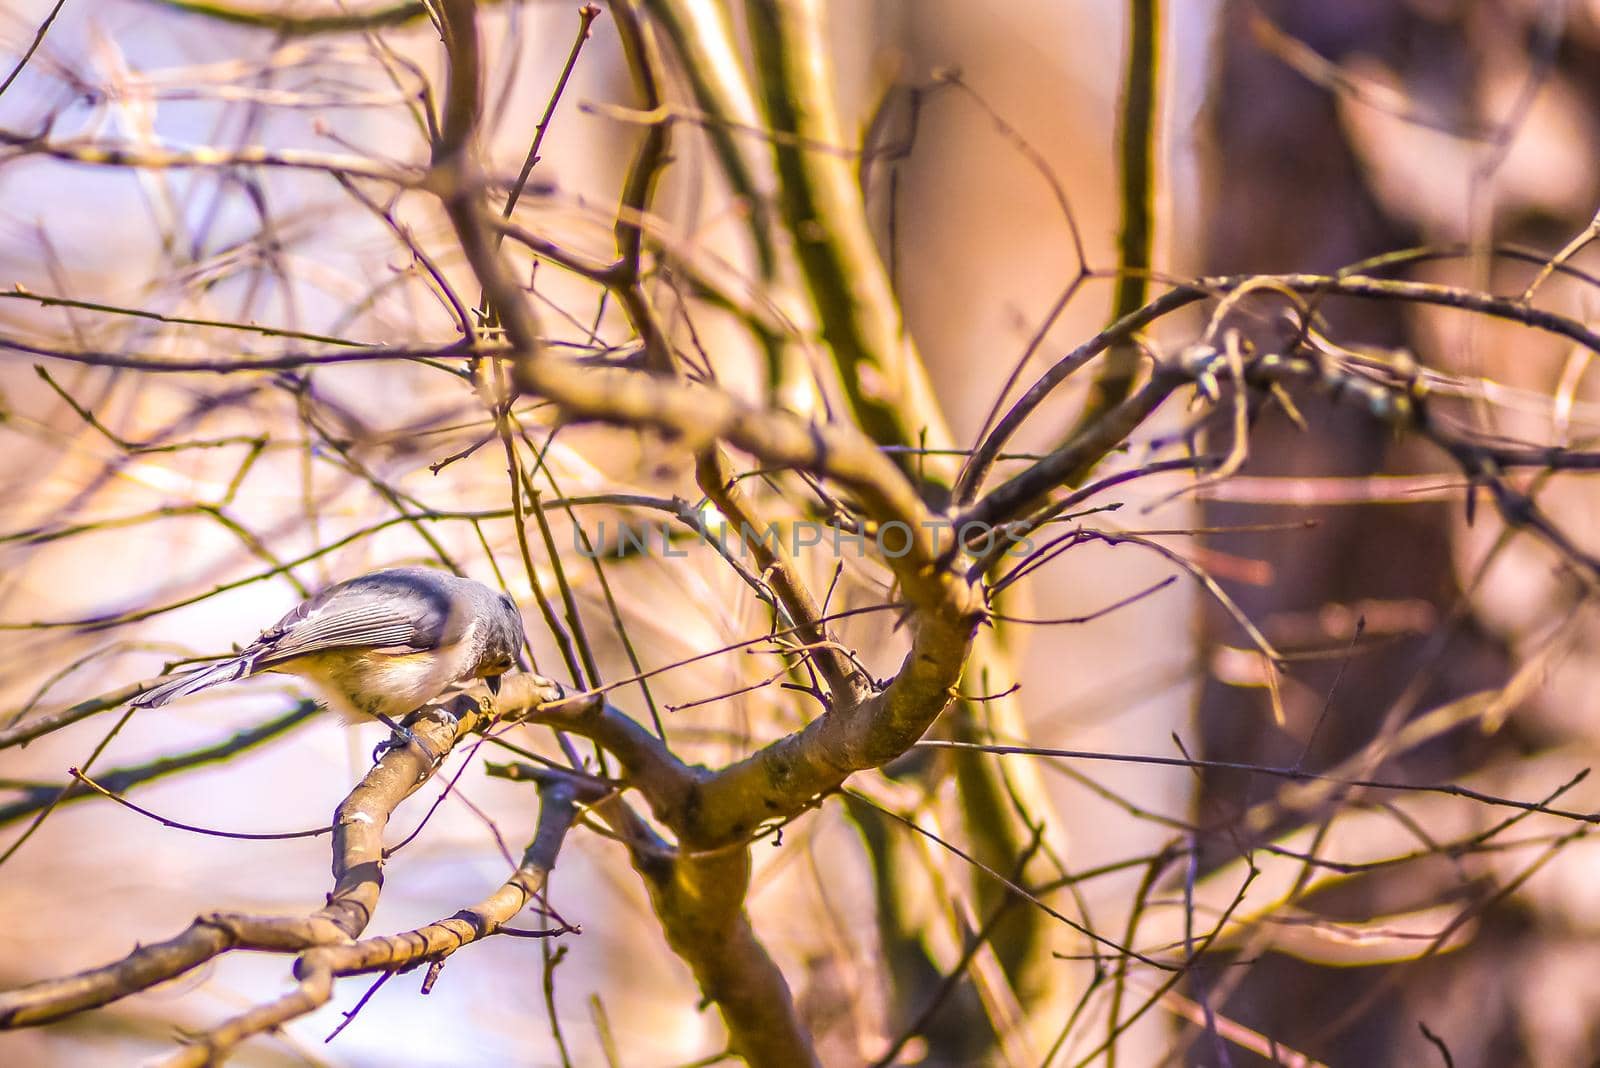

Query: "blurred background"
(1, 1), (1599, 1065)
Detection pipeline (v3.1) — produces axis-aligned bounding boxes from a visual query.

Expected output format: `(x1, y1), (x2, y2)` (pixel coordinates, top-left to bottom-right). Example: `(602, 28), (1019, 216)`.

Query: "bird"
(133, 567), (527, 754)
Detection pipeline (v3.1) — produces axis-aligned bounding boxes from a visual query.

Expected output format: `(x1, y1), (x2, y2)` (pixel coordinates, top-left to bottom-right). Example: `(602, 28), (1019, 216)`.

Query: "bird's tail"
(132, 652), (260, 708)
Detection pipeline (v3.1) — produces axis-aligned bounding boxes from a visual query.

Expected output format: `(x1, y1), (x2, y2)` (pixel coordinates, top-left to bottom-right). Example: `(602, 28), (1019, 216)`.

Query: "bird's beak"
(486, 673), (503, 696)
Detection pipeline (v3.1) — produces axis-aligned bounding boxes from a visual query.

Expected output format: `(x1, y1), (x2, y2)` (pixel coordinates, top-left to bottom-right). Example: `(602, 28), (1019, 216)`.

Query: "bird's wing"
(255, 573), (454, 666)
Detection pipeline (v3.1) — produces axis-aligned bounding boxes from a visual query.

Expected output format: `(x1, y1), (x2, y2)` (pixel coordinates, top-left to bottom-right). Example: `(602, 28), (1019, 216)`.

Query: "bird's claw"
(370, 715), (443, 766)
(370, 730), (408, 764)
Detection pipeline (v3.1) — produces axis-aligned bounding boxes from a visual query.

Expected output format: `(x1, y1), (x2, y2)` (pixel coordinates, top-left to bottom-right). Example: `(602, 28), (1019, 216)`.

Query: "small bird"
(134, 567), (527, 751)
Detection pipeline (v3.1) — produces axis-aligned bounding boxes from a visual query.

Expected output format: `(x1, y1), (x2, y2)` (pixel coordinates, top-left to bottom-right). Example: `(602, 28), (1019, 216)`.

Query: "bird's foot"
(371, 713), (443, 766)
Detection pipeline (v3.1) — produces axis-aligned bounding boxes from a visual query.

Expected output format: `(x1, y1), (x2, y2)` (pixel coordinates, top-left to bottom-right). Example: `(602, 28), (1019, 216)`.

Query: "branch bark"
(164, 770), (594, 1068)
(0, 694), (512, 1028)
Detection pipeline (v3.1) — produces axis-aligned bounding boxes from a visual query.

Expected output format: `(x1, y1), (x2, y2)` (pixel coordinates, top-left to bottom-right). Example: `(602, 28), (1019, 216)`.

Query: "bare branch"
(0, 693), (501, 1027)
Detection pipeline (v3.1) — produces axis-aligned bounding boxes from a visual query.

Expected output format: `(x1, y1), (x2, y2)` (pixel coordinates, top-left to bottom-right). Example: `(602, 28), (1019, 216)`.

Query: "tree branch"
(743, 0), (953, 487)
(163, 771), (595, 1067)
(0, 696), (497, 1028)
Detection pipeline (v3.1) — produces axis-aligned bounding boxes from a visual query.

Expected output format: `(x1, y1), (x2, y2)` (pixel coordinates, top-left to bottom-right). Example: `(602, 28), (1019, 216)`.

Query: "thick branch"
(1075, 0), (1163, 424)
(743, 0), (954, 486)
(492, 675), (701, 824)
(686, 595), (979, 846)
(631, 847), (820, 1068)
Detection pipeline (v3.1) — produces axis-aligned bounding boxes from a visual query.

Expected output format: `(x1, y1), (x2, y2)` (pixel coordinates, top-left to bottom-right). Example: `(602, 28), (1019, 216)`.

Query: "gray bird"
(134, 568), (527, 744)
